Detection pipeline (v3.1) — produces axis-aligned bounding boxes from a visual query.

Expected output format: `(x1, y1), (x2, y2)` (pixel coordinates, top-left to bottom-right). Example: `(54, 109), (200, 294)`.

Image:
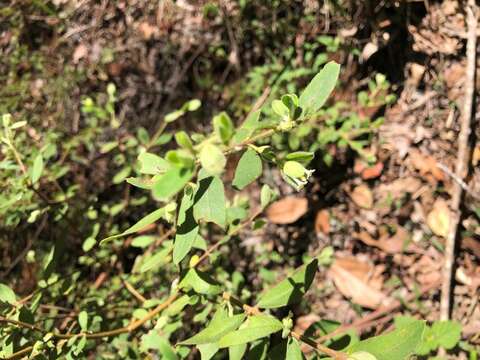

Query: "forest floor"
(1, 0), (480, 359)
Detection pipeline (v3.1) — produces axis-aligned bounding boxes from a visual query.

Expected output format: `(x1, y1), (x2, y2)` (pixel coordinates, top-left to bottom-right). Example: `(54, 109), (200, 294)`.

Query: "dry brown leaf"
(408, 150), (445, 181)
(314, 210), (330, 234)
(351, 184), (373, 209)
(354, 160), (383, 180)
(426, 199), (450, 237)
(362, 162), (384, 180)
(472, 145), (480, 166)
(266, 196), (308, 224)
(73, 44), (88, 64)
(355, 227), (410, 254)
(361, 42), (378, 62)
(294, 314), (321, 334)
(138, 22), (158, 40)
(409, 62), (426, 87)
(462, 237), (480, 258)
(328, 257), (387, 309)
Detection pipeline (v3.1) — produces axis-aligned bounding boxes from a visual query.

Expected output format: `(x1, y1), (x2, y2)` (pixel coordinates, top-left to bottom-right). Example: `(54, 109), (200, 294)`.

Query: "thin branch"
(2, 345), (34, 360)
(291, 331), (347, 360)
(222, 292), (347, 360)
(122, 280), (147, 303)
(0, 210), (264, 344)
(317, 280), (440, 343)
(436, 162), (480, 201)
(440, 0), (477, 326)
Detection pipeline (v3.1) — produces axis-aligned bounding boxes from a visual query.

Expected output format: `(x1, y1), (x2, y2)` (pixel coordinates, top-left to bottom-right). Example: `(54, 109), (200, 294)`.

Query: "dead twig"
(317, 280), (440, 344)
(437, 162), (480, 201)
(440, 0), (477, 332)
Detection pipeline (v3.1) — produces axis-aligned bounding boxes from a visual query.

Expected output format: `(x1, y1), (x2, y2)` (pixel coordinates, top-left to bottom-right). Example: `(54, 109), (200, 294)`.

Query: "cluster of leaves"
(228, 36), (395, 167)
(0, 61), (432, 360)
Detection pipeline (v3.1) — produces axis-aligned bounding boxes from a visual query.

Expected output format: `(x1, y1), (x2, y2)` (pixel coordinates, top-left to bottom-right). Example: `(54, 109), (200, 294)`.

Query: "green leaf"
(285, 151), (314, 163)
(0, 283), (16, 304)
(260, 185), (276, 209)
(152, 165), (194, 201)
(232, 110), (261, 145)
(82, 237), (96, 252)
(348, 351), (378, 360)
(131, 235), (156, 248)
(213, 112), (234, 144)
(78, 311), (88, 331)
(283, 161), (306, 178)
(286, 338), (304, 360)
(199, 144), (226, 176)
(257, 259), (318, 309)
(173, 187), (199, 264)
(299, 61), (340, 117)
(100, 207), (167, 244)
(193, 175), (226, 228)
(181, 308), (245, 345)
(185, 99), (201, 112)
(272, 100), (290, 118)
(229, 343), (247, 360)
(138, 152), (170, 175)
(139, 246), (172, 273)
(126, 176), (155, 190)
(157, 337), (179, 360)
(431, 321), (462, 350)
(347, 319), (425, 360)
(246, 339), (269, 360)
(141, 330), (179, 360)
(175, 131), (194, 152)
(165, 294), (191, 316)
(218, 315), (283, 348)
(165, 109), (185, 123)
(166, 149), (195, 168)
(281, 94), (300, 119)
(31, 154), (44, 184)
(178, 269), (222, 295)
(198, 343), (219, 360)
(232, 149), (262, 190)
(113, 166), (132, 184)
(43, 246), (55, 275)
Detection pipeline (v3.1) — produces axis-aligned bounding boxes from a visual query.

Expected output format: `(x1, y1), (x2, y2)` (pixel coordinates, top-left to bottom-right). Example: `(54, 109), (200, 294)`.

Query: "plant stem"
(222, 292), (347, 359)
(3, 345), (34, 360)
(291, 331), (348, 360)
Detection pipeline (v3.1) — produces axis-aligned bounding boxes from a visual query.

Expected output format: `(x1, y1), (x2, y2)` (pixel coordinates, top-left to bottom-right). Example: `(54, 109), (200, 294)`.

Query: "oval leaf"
(180, 308), (245, 345)
(152, 165), (194, 201)
(0, 283), (16, 304)
(232, 149), (262, 190)
(100, 207), (167, 244)
(347, 320), (425, 360)
(200, 144), (226, 176)
(257, 259), (318, 309)
(31, 154), (44, 184)
(193, 175), (226, 228)
(299, 61), (340, 117)
(173, 188), (199, 264)
(218, 315), (283, 348)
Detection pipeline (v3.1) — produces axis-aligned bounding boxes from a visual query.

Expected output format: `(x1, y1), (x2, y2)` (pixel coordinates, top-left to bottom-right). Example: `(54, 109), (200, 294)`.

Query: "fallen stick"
(317, 280), (440, 343)
(440, 0), (477, 326)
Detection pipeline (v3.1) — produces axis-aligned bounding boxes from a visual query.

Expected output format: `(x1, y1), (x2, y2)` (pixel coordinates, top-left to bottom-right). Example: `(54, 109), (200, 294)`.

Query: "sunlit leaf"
(218, 315), (283, 348)
(193, 174), (226, 228)
(257, 259), (318, 309)
(31, 154), (44, 184)
(347, 319), (425, 360)
(180, 308), (245, 345)
(232, 149), (262, 190)
(299, 61), (340, 117)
